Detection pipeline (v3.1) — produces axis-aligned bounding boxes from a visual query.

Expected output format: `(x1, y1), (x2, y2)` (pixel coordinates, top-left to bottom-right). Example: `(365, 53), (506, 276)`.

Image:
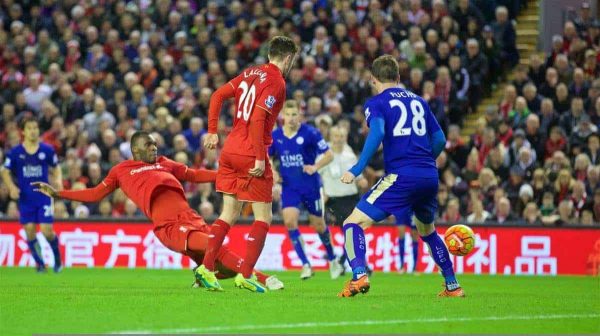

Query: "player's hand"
(303, 165), (317, 175)
(341, 171), (356, 184)
(249, 160), (265, 177)
(8, 186), (20, 200)
(31, 182), (58, 198)
(203, 133), (219, 150)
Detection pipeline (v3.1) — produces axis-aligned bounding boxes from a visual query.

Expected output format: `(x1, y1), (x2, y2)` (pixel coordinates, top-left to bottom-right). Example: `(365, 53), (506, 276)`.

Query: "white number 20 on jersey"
(237, 81), (256, 121)
(390, 99), (427, 136)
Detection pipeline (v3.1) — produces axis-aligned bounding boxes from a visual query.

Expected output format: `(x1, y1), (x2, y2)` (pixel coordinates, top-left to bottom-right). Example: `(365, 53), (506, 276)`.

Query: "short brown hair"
(284, 99), (299, 110)
(20, 116), (38, 129)
(371, 55), (399, 83)
(267, 36), (298, 61)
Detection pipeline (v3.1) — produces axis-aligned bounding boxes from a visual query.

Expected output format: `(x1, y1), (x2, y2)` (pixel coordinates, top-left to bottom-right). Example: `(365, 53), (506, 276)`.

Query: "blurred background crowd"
(0, 0), (598, 226)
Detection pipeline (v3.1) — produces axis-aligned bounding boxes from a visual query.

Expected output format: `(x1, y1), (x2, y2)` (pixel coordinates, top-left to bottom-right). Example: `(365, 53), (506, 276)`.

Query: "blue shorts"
(19, 200), (54, 225)
(357, 174), (438, 225)
(282, 186), (323, 216)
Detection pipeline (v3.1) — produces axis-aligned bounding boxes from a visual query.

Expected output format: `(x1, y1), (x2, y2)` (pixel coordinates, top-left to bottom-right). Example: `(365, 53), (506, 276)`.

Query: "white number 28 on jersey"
(237, 81), (256, 121)
(389, 99), (427, 136)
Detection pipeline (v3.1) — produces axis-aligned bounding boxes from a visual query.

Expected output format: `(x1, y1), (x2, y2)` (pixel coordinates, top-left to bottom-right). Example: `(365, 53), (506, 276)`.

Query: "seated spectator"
(571, 116), (598, 146)
(515, 184), (534, 216)
(442, 198), (462, 222)
(461, 148), (482, 184)
(522, 202), (542, 225)
(570, 180), (589, 220)
(574, 153), (592, 181)
(545, 126), (567, 160)
(182, 117), (206, 154)
(512, 65), (531, 96)
(497, 119), (513, 147)
(539, 98), (559, 137)
(540, 191), (557, 217)
(560, 97), (587, 136)
(514, 146), (537, 180)
(586, 165), (600, 196)
(499, 84), (517, 118)
(523, 83), (542, 113)
(504, 165), (526, 204)
(486, 196), (516, 224)
(585, 133), (600, 164)
(478, 167), (499, 205)
(570, 67), (590, 98)
(485, 145), (509, 181)
(467, 198), (490, 224)
(553, 83), (571, 113)
(554, 169), (574, 203)
(531, 168), (550, 202)
(539, 67), (558, 100)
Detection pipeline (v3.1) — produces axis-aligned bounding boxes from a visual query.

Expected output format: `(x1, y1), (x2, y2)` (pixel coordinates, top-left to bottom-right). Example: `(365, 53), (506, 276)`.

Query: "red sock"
(255, 270), (268, 284)
(202, 219), (231, 271)
(215, 246), (243, 274)
(241, 220), (269, 278)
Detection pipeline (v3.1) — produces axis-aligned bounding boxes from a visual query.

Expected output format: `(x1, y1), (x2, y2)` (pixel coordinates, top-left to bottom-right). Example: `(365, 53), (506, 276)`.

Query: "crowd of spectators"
(0, 0), (596, 226)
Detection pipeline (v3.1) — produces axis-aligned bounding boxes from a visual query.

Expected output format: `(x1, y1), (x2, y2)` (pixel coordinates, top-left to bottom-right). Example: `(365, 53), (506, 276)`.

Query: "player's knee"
(310, 218), (326, 232)
(23, 224), (37, 239)
(413, 215), (435, 236)
(283, 218), (298, 229)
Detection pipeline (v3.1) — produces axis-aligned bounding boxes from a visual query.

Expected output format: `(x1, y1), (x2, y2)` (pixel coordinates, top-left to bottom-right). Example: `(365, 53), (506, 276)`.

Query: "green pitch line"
(0, 268), (598, 335)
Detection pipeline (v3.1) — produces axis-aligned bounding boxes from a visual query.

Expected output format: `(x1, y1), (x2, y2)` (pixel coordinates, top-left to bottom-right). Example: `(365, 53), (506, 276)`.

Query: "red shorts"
(216, 151), (273, 203)
(153, 208), (210, 254)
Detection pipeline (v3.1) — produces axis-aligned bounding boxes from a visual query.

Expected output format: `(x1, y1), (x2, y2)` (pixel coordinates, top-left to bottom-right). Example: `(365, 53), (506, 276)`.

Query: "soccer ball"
(444, 224), (476, 256)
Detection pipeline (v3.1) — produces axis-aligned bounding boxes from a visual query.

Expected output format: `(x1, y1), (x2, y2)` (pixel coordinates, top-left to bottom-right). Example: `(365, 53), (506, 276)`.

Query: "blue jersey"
(269, 124), (329, 190)
(364, 87), (441, 177)
(4, 143), (58, 205)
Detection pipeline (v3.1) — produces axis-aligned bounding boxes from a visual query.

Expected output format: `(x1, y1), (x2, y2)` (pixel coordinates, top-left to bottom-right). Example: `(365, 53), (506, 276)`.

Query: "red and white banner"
(1, 221), (599, 275)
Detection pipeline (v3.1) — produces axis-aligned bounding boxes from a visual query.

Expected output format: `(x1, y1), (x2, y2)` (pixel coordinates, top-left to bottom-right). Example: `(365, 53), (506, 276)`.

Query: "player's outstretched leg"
(41, 224), (62, 273)
(235, 201), (270, 293)
(413, 216), (464, 297)
(24, 224), (46, 272)
(283, 207), (313, 279)
(309, 214), (343, 280)
(410, 229), (419, 274)
(397, 225), (406, 274)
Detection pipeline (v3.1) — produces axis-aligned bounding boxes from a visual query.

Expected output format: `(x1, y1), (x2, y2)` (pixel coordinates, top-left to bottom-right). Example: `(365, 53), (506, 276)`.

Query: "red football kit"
(57, 156), (269, 282)
(208, 63), (286, 203)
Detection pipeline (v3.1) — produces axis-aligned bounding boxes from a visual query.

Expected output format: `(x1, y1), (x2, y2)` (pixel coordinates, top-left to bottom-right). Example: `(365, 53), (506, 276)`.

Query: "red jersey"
(58, 156), (216, 218)
(208, 63), (286, 160)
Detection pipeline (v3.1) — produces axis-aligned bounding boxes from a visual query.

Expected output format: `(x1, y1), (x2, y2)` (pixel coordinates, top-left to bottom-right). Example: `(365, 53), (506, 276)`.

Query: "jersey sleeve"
(268, 134), (277, 157)
(255, 82), (285, 114)
(3, 149), (14, 171)
(310, 127), (329, 155)
(364, 99), (383, 128)
(101, 166), (119, 189)
(47, 147), (58, 168)
(424, 98), (442, 136)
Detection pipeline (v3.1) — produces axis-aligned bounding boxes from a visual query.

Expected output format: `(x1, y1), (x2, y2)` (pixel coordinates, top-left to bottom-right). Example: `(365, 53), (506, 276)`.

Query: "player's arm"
(426, 100), (446, 159)
(204, 80), (237, 149)
(269, 157), (281, 183)
(304, 150), (333, 175)
(0, 167), (19, 199)
(248, 105), (267, 176)
(176, 166), (218, 183)
(32, 167), (118, 202)
(48, 151), (63, 191)
(342, 117), (385, 184)
(304, 130), (333, 175)
(32, 181), (116, 202)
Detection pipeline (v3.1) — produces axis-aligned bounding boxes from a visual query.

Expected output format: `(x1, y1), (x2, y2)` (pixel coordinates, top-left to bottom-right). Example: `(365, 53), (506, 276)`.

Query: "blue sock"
(343, 223), (367, 280)
(318, 226), (336, 261)
(26, 238), (45, 268)
(412, 241), (419, 272)
(398, 237), (405, 268)
(48, 236), (61, 267)
(420, 231), (459, 290)
(288, 229), (310, 266)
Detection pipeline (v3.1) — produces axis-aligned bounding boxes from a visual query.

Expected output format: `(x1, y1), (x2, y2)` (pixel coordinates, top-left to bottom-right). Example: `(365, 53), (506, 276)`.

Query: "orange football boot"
(338, 275), (370, 297)
(438, 284), (465, 297)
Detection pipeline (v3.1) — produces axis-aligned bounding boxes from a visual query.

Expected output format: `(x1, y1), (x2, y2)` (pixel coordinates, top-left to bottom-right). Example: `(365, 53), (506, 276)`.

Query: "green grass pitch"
(1, 267), (599, 334)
